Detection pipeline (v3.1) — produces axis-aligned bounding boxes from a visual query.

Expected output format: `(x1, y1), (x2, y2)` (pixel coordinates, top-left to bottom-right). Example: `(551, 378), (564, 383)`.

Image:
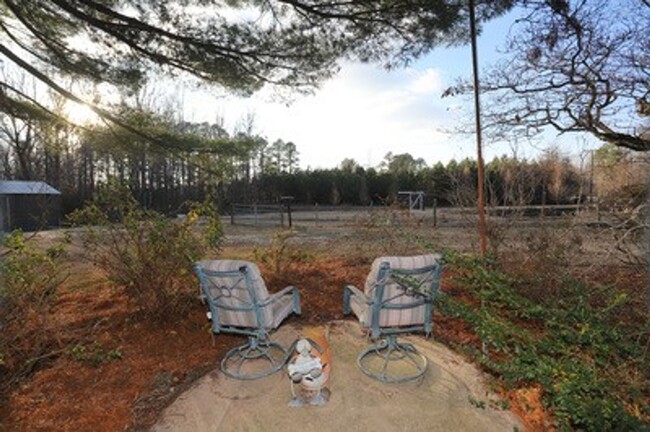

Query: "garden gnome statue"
(286, 328), (331, 407)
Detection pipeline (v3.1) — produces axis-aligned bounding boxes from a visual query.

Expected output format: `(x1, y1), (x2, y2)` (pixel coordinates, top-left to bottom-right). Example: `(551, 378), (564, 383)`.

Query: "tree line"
(237, 151), (589, 208)
(249, 146), (647, 210)
(1, 94), (623, 214)
(0, 92), (301, 213)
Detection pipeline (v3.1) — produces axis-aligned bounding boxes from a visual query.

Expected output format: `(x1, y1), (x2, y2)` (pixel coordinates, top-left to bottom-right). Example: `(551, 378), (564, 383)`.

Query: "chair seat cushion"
(349, 294), (369, 327)
(270, 294), (295, 329)
(363, 254), (441, 328)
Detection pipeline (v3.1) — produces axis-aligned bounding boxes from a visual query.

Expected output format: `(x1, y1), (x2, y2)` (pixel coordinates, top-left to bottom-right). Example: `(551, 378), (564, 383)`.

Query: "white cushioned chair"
(194, 259), (301, 379)
(343, 254), (442, 382)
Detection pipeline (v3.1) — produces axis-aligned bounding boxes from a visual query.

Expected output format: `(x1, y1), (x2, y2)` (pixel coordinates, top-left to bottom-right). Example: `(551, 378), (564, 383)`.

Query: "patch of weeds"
(353, 207), (434, 256)
(468, 396), (487, 409)
(253, 230), (312, 275)
(67, 342), (122, 367)
(438, 253), (649, 431)
(0, 230), (68, 310)
(490, 398), (511, 411)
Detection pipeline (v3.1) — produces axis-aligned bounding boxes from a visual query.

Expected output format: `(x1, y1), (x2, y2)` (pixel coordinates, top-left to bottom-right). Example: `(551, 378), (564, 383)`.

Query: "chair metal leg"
(292, 287), (302, 315)
(357, 335), (428, 383)
(221, 336), (288, 380)
(343, 287), (352, 315)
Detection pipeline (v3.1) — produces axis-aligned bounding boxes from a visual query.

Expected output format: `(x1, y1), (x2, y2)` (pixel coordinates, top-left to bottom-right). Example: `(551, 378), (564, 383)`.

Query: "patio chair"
(194, 259), (301, 380)
(343, 254), (443, 382)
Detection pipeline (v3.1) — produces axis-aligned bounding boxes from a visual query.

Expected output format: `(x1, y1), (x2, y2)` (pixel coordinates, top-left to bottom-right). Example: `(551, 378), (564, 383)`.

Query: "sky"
(176, 9), (601, 170)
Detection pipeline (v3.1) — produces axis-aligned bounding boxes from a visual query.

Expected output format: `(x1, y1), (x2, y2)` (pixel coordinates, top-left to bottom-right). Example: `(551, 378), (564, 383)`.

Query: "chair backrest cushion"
(364, 254), (442, 328)
(195, 260), (272, 328)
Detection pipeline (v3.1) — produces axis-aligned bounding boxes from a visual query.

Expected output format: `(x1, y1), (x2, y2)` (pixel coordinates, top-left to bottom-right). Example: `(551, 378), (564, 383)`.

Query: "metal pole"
(470, 0), (488, 258)
(589, 149), (595, 203)
(646, 175), (650, 312)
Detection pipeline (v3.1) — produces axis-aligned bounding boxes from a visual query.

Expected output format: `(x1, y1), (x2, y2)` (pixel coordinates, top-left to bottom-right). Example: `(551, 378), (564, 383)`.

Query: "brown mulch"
(505, 385), (553, 432)
(2, 284), (239, 431)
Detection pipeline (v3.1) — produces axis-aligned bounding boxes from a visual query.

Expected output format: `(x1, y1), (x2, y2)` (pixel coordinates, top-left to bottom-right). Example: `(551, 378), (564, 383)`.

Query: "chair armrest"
(344, 285), (371, 304)
(261, 285), (298, 306)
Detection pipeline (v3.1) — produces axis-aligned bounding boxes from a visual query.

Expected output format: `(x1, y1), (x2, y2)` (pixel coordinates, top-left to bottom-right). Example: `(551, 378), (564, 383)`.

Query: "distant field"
(31, 204), (635, 272)
(222, 205), (626, 268)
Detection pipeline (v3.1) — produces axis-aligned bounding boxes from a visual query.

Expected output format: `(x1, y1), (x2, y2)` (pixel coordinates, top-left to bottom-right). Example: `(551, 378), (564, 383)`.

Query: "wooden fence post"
(280, 205), (285, 228)
(287, 202), (292, 228)
(433, 198), (438, 227)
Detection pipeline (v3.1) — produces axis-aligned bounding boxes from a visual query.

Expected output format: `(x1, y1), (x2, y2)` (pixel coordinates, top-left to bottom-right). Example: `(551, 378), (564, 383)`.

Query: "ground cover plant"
(436, 252), (649, 430)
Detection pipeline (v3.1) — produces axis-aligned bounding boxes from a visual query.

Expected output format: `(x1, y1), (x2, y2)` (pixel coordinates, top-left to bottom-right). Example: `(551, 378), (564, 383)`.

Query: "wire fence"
(229, 203), (373, 227)
(228, 202), (611, 229)
(229, 203), (290, 227)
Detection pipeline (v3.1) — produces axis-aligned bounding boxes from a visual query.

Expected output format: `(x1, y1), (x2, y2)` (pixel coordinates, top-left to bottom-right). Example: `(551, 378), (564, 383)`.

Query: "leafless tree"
(473, 0), (650, 151)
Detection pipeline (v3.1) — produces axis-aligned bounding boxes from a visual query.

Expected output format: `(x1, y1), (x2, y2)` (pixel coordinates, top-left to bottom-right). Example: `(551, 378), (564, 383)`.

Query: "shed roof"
(0, 181), (61, 195)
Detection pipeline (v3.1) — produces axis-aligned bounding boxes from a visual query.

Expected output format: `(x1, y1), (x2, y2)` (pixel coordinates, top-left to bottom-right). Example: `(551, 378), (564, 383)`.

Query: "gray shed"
(0, 181), (62, 232)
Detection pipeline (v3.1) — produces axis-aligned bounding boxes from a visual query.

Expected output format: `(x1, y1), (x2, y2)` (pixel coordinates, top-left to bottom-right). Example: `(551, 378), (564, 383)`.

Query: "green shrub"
(68, 183), (222, 319)
(0, 230), (68, 390)
(0, 230), (67, 313)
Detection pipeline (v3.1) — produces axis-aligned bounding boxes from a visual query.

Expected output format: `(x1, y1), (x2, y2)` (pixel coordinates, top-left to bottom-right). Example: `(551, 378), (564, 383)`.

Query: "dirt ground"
(151, 321), (523, 432)
(0, 207), (639, 431)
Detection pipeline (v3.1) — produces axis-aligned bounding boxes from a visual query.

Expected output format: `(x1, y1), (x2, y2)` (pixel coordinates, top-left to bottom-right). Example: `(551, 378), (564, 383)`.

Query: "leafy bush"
(0, 230), (68, 390)
(438, 253), (649, 430)
(68, 184), (222, 319)
(0, 230), (67, 314)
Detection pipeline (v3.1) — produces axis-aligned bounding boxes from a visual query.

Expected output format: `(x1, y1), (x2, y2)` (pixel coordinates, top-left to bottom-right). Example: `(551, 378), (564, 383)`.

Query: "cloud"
(184, 62), (462, 169)
(408, 69), (444, 94)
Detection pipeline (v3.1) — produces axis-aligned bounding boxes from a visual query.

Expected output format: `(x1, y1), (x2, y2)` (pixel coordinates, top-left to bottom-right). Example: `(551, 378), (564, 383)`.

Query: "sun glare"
(64, 101), (101, 125)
